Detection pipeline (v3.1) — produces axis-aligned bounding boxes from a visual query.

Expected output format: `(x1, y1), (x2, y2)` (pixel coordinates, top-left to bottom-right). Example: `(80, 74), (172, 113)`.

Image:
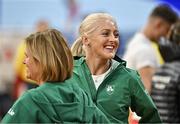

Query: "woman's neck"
(85, 56), (111, 75)
(37, 79), (43, 85)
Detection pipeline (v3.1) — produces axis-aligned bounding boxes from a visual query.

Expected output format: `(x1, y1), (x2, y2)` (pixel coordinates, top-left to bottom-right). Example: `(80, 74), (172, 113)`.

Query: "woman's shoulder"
(112, 57), (140, 78)
(29, 81), (84, 102)
(123, 67), (140, 78)
(17, 89), (35, 102)
(8, 89), (37, 111)
(17, 86), (52, 104)
(112, 60), (142, 84)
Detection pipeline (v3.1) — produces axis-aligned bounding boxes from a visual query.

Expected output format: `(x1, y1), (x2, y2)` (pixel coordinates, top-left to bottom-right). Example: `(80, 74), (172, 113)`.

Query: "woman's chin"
(106, 53), (115, 59)
(26, 75), (32, 80)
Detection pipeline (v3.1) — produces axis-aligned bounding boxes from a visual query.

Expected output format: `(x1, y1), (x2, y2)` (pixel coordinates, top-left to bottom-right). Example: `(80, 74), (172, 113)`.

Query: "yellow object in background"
(151, 41), (164, 65)
(13, 42), (35, 83)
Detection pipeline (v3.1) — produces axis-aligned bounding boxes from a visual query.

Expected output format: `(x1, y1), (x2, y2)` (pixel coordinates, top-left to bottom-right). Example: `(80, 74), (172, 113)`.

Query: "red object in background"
(13, 76), (27, 100)
(69, 0), (78, 18)
(4, 48), (13, 61)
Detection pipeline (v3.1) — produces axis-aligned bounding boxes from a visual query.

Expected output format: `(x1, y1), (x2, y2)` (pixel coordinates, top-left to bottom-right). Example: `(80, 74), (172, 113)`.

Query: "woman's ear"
(82, 35), (90, 46)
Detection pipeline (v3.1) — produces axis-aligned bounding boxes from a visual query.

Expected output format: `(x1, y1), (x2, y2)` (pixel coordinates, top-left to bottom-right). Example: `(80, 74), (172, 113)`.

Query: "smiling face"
(84, 19), (119, 60)
(23, 48), (41, 83)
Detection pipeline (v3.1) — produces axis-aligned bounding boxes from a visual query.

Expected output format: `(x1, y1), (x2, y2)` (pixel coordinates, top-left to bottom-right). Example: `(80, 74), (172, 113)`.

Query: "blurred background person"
(123, 4), (178, 93)
(13, 19), (50, 99)
(151, 21), (180, 123)
(123, 4), (178, 124)
(0, 44), (14, 120)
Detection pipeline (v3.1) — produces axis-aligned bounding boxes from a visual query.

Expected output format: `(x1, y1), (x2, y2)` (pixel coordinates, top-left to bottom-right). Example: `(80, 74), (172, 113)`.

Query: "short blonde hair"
(25, 29), (73, 82)
(71, 13), (117, 56)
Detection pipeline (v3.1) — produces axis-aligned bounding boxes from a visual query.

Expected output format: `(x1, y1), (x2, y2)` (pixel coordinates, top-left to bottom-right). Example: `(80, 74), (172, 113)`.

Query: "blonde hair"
(25, 29), (73, 82)
(71, 37), (85, 56)
(71, 13), (117, 56)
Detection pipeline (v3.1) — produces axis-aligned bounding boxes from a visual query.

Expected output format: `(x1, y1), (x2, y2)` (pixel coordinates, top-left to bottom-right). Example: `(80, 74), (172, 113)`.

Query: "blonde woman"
(71, 13), (162, 123)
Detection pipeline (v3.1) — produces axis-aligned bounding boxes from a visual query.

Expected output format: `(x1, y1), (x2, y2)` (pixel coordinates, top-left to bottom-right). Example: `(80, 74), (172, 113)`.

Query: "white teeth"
(106, 46), (113, 49)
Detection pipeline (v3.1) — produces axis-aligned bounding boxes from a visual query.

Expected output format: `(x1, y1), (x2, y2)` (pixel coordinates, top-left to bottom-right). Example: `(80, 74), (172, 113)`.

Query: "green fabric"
(72, 57), (162, 123)
(1, 79), (109, 123)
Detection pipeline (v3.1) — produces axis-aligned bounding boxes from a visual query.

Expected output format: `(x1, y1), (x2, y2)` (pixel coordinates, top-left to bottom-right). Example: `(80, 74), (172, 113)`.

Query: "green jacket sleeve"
(1, 93), (37, 123)
(130, 71), (162, 123)
(80, 89), (110, 123)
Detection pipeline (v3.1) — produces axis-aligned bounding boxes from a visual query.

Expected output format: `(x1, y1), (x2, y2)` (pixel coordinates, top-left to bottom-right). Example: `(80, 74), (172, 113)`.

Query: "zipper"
(95, 63), (122, 102)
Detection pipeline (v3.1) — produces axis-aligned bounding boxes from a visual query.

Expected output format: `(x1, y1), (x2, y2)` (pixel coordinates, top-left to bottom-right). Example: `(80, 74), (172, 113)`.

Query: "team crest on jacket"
(8, 108), (15, 116)
(106, 85), (115, 95)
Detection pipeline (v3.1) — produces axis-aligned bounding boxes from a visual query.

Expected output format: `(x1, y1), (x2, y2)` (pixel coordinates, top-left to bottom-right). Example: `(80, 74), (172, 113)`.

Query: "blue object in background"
(157, 0), (180, 11)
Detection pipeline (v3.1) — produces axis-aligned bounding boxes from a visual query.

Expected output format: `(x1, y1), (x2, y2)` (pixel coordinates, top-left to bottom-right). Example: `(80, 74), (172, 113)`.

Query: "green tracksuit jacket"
(1, 79), (109, 123)
(72, 56), (162, 123)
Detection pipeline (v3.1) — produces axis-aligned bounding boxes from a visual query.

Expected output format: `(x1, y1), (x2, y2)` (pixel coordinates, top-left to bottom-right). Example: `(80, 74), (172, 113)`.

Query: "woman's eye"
(114, 32), (119, 38)
(102, 32), (109, 36)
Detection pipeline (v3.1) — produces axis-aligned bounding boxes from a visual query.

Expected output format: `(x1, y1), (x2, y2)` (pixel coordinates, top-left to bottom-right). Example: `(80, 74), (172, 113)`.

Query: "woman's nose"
(109, 34), (118, 41)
